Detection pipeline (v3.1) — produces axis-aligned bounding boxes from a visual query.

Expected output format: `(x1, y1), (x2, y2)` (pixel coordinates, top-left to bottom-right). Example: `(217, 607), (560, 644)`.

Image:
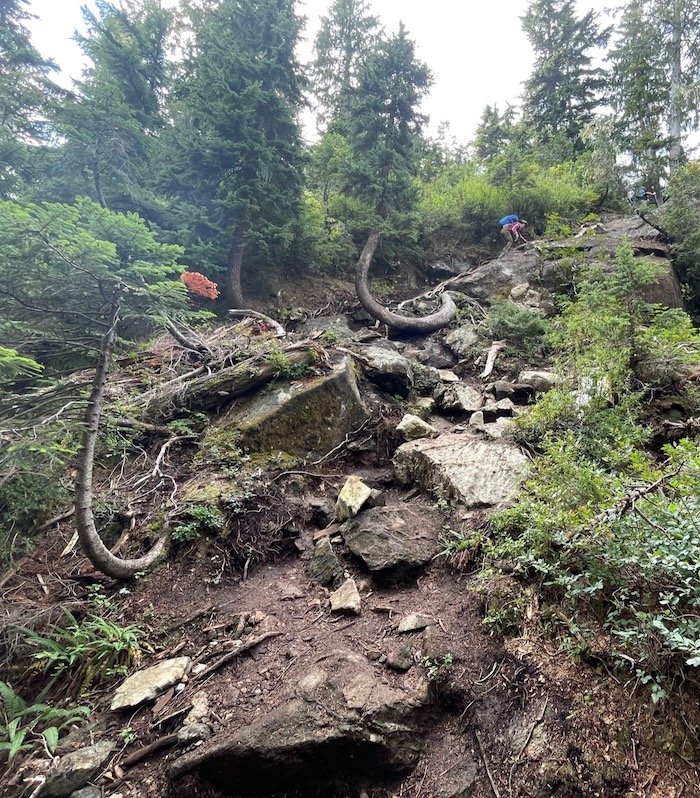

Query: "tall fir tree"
(310, 0), (380, 131)
(48, 0), (173, 213)
(608, 0), (667, 197)
(522, 0), (610, 158)
(343, 24), (431, 246)
(0, 0), (60, 196)
(162, 0), (306, 308)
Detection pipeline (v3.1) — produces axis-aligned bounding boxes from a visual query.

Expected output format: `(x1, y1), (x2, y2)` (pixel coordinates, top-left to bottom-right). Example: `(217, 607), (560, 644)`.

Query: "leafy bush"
(483, 300), (551, 357)
(488, 241), (700, 693)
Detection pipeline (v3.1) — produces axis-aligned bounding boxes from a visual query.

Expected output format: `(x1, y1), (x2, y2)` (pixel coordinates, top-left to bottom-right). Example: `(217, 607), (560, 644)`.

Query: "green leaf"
(42, 727), (60, 753)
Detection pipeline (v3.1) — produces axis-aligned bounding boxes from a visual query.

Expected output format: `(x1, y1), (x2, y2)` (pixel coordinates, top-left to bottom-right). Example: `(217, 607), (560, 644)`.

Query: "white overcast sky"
(27, 0), (623, 145)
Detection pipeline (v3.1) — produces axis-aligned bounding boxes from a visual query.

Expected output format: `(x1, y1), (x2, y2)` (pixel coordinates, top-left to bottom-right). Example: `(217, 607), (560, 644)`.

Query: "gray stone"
(435, 383), (482, 414)
(518, 369), (556, 392)
(437, 369), (460, 383)
(396, 414), (439, 441)
(330, 578), (362, 615)
(69, 789), (101, 798)
(481, 398), (515, 421)
(340, 506), (443, 572)
(296, 315), (354, 342)
(307, 536), (342, 586)
(177, 723), (212, 744)
(445, 324), (479, 357)
(201, 358), (368, 460)
(394, 433), (528, 509)
(336, 475), (372, 521)
(397, 613), (432, 633)
(111, 657), (192, 710)
(354, 344), (415, 397)
(412, 362), (442, 395)
(170, 651), (430, 793)
(469, 411), (484, 428)
(184, 691), (210, 726)
(386, 646), (415, 671)
(44, 741), (115, 797)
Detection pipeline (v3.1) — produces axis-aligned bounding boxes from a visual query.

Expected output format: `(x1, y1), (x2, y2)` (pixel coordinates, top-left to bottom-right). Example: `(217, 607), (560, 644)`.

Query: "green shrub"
(483, 299), (551, 357)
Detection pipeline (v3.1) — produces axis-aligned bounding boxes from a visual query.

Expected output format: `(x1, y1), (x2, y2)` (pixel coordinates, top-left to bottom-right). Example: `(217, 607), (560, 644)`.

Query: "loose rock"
(44, 741), (115, 797)
(111, 657), (192, 711)
(396, 414), (439, 441)
(340, 506), (443, 572)
(330, 578), (362, 615)
(307, 536), (342, 586)
(335, 475), (372, 521)
(397, 613), (432, 633)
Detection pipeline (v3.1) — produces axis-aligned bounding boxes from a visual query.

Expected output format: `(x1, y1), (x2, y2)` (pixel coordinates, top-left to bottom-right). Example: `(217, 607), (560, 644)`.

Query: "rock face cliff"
(2, 215), (694, 798)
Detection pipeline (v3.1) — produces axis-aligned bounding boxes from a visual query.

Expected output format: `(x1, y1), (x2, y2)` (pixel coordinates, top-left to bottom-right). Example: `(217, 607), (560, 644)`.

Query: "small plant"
(483, 300), (551, 358)
(422, 653), (454, 681)
(22, 610), (141, 695)
(0, 681), (89, 763)
(172, 502), (224, 544)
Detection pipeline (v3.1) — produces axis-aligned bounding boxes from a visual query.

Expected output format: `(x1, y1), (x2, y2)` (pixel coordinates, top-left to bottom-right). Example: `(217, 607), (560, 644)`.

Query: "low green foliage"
(172, 503), (224, 544)
(22, 610), (141, 695)
(488, 242), (700, 696)
(0, 681), (89, 763)
(483, 300), (551, 358)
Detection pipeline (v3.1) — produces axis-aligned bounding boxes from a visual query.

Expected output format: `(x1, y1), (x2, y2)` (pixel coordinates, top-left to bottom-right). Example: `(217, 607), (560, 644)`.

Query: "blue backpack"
(499, 214), (519, 227)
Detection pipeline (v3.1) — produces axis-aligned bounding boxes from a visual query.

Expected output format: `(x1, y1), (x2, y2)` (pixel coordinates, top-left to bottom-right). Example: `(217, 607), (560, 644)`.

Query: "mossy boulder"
(200, 358), (368, 461)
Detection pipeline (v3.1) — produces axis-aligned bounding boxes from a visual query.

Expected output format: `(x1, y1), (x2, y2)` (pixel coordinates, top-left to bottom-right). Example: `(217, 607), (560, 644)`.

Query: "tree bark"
(74, 302), (167, 580)
(355, 230), (456, 333)
(668, 3), (683, 176)
(227, 240), (245, 309)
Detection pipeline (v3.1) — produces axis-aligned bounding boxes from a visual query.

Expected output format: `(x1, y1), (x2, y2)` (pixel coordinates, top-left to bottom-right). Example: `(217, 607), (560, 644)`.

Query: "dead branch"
(120, 734), (178, 770)
(193, 630), (283, 683)
(479, 340), (507, 379)
(163, 317), (213, 358)
(227, 309), (286, 337)
(591, 464), (684, 528)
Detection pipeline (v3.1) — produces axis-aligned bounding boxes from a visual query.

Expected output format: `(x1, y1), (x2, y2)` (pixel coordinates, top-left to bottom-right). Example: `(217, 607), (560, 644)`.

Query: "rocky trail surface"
(1, 215), (697, 798)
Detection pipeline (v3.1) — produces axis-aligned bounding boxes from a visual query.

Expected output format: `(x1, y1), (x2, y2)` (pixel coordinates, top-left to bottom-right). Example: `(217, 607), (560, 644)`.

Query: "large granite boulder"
(200, 358), (368, 460)
(394, 433), (528, 509)
(340, 506), (443, 571)
(170, 650), (429, 796)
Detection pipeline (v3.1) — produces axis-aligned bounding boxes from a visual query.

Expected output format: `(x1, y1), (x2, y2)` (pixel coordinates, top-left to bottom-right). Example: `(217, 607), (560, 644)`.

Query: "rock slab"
(394, 433), (528, 509)
(340, 506), (443, 572)
(111, 657), (192, 710)
(336, 474), (372, 521)
(170, 651), (429, 795)
(44, 741), (115, 797)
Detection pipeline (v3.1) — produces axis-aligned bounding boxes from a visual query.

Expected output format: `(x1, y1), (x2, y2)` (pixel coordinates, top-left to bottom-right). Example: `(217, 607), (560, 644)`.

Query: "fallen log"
(138, 345), (318, 420)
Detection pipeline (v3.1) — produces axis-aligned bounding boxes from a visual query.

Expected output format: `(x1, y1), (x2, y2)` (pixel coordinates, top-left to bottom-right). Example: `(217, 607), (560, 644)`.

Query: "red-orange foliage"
(180, 271), (219, 300)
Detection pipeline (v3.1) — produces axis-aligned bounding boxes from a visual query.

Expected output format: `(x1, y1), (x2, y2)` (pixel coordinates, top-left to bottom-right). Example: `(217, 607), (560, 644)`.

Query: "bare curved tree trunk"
(75, 303), (167, 580)
(227, 240), (245, 309)
(355, 230), (456, 333)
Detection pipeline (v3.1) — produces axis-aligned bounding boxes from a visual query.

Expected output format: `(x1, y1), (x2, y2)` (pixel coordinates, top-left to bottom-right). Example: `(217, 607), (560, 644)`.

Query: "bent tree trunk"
(75, 303), (166, 580)
(355, 230), (456, 333)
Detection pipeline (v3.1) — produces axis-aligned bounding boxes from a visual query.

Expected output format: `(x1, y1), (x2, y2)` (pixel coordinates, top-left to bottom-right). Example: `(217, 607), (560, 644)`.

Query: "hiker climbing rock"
(498, 214), (526, 254)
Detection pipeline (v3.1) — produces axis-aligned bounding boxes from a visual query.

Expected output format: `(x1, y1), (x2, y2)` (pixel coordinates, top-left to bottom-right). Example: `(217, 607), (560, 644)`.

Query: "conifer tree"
(522, 0), (610, 157)
(49, 0), (173, 213)
(0, 0), (60, 196)
(163, 0), (305, 308)
(310, 0), (381, 130)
